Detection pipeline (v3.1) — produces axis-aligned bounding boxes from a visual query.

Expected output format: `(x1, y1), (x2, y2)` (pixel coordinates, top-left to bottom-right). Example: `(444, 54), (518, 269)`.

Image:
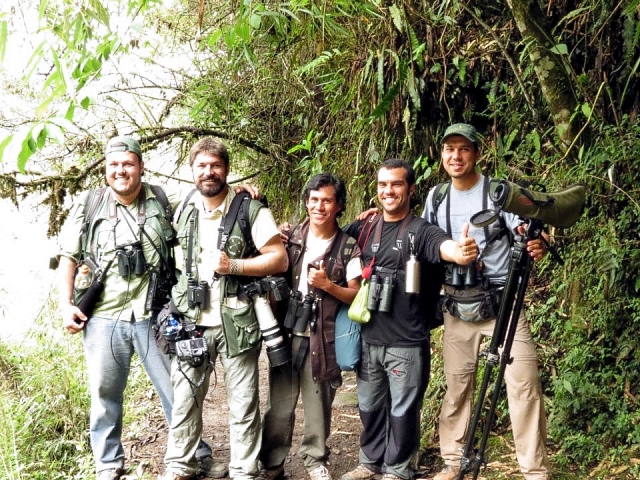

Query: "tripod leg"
(455, 238), (531, 480)
(470, 252), (533, 480)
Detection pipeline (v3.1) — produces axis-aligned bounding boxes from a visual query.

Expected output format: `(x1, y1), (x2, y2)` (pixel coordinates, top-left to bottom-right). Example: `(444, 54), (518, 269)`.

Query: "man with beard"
(58, 136), (218, 480)
(160, 137), (288, 480)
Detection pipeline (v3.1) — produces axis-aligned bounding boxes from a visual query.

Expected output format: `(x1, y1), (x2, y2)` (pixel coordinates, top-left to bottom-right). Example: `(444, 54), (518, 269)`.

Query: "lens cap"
(470, 209), (501, 228)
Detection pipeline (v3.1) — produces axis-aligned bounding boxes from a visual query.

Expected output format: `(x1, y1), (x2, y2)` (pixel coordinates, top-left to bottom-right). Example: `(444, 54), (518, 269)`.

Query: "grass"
(0, 304), (165, 480)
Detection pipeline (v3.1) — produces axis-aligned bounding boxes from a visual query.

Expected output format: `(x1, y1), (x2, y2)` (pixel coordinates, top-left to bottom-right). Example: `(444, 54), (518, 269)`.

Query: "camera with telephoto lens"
(116, 241), (146, 276)
(367, 274), (394, 313)
(175, 324), (208, 368)
(449, 263), (478, 288)
(284, 291), (316, 334)
(187, 277), (210, 309)
(241, 277), (291, 367)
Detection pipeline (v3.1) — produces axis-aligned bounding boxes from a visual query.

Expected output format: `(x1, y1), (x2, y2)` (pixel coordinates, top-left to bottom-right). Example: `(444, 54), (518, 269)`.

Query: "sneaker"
(199, 455), (228, 478)
(340, 464), (378, 480)
(433, 465), (460, 480)
(96, 469), (124, 480)
(262, 465), (285, 479)
(157, 471), (196, 480)
(309, 465), (332, 480)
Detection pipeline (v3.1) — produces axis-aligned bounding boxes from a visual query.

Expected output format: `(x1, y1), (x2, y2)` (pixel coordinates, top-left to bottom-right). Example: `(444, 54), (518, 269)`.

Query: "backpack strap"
(80, 187), (108, 260)
(324, 229), (348, 281)
(175, 188), (198, 225)
(430, 181), (451, 227)
(217, 192), (265, 258)
(149, 184), (173, 222)
(356, 213), (379, 250)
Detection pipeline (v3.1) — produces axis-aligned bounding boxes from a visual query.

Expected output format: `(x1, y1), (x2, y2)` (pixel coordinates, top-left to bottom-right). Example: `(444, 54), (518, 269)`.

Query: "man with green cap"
(57, 136), (222, 480)
(421, 124), (550, 479)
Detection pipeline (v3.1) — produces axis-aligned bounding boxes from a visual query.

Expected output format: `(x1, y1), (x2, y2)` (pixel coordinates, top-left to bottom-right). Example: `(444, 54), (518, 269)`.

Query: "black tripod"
(456, 218), (561, 480)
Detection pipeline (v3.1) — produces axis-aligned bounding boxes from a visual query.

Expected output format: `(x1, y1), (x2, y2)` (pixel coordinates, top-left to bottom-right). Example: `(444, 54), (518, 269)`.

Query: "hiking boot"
(199, 455), (228, 479)
(340, 464), (378, 480)
(96, 468), (124, 480)
(380, 474), (403, 480)
(262, 465), (285, 479)
(433, 465), (460, 480)
(157, 470), (196, 480)
(309, 465), (332, 480)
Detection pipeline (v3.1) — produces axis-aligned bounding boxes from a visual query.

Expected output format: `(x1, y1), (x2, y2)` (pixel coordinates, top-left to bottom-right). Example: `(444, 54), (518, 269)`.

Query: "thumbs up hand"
(308, 260), (331, 290)
(456, 222), (479, 265)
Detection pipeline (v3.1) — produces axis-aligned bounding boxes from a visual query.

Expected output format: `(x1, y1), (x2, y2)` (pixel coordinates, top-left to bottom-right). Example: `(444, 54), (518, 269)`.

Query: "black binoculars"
(116, 242), (146, 276)
(367, 274), (394, 313)
(284, 291), (316, 334)
(449, 263), (478, 288)
(187, 277), (210, 309)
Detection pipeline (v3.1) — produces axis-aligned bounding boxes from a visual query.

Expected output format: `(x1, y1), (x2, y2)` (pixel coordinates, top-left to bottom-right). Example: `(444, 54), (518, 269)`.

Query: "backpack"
(81, 184), (172, 241)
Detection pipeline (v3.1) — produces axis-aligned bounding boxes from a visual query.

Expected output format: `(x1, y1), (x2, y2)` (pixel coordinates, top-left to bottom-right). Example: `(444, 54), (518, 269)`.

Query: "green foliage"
(0, 327), (92, 479)
(0, 305), (167, 479)
(0, 0), (161, 167)
(529, 118), (640, 470)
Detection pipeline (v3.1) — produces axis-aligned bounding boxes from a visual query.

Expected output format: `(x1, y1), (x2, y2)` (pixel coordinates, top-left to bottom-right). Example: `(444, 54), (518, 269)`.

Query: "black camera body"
(145, 270), (175, 312)
(241, 276), (290, 302)
(174, 324), (208, 368)
(116, 241), (146, 276)
(176, 336), (208, 368)
(267, 277), (290, 302)
(187, 278), (210, 309)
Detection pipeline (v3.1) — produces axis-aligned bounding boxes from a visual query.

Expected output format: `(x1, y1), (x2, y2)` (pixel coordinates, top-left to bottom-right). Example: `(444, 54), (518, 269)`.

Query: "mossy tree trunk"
(506, 0), (582, 148)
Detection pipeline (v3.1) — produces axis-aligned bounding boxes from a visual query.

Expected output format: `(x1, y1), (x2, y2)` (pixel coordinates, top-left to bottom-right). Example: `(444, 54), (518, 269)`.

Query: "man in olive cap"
(422, 123), (550, 480)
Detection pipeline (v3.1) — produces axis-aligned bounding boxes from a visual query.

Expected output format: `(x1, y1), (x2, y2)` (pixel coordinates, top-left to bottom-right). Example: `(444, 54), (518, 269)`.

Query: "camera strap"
(186, 212), (197, 277)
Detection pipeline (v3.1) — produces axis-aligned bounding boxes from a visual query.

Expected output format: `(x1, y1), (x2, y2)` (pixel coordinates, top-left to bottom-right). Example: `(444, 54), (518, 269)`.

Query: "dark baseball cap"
(106, 136), (142, 160)
(442, 123), (478, 144)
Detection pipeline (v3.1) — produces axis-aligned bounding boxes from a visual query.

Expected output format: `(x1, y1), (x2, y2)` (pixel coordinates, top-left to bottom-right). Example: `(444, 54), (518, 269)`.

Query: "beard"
(196, 174), (227, 197)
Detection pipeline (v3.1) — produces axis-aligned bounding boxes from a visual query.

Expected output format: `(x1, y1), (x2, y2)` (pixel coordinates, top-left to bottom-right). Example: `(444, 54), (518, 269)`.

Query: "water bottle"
(405, 232), (420, 294)
(74, 264), (93, 291)
(405, 254), (420, 294)
(163, 315), (181, 341)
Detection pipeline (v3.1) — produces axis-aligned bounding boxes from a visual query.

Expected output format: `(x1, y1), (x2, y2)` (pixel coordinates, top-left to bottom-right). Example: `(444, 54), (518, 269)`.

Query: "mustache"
(201, 173), (222, 182)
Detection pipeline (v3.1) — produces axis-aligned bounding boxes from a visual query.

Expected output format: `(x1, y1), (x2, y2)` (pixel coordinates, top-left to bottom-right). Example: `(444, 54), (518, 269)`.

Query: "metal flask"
(405, 254), (420, 294)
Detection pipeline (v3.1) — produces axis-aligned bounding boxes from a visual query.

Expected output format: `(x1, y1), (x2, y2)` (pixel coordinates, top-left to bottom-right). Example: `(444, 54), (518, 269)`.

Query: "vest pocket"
(221, 301), (261, 357)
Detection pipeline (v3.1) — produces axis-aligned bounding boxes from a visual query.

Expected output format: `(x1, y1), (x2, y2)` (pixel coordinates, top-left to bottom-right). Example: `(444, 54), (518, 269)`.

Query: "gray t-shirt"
(422, 175), (519, 285)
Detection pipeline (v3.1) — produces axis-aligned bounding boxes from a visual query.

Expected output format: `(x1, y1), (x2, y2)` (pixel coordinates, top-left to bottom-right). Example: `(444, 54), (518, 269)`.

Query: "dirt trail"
(124, 352), (381, 479)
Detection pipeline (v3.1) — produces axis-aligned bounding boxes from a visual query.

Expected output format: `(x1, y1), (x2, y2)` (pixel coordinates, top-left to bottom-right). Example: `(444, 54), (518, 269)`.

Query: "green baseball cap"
(105, 136), (142, 160)
(442, 123), (478, 144)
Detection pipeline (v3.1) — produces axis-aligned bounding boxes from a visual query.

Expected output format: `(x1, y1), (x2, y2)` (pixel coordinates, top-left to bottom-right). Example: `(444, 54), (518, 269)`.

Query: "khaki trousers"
(164, 326), (262, 479)
(439, 312), (550, 479)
